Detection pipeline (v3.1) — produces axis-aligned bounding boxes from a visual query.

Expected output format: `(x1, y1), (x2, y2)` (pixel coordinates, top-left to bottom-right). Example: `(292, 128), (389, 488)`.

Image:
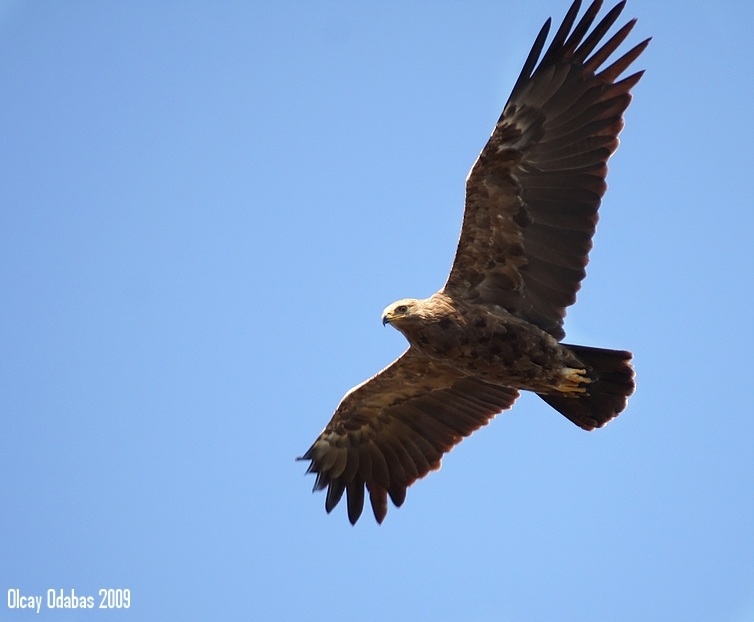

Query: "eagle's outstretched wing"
(443, 0), (650, 339)
(299, 348), (519, 524)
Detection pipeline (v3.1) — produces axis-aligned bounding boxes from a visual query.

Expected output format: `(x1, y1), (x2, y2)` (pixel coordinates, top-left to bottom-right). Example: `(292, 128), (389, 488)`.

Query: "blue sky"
(2, 1), (753, 620)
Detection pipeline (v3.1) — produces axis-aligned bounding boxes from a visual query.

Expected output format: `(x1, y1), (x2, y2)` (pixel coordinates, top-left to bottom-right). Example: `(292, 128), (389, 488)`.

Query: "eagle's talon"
(556, 367), (591, 394)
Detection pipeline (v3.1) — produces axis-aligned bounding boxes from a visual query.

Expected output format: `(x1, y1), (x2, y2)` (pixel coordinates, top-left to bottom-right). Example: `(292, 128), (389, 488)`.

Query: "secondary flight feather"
(300, 0), (649, 524)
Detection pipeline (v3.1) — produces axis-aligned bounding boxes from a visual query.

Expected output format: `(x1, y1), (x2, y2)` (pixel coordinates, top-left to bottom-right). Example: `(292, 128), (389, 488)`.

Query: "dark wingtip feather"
(312, 471), (329, 492)
(510, 17), (552, 98)
(369, 486), (389, 524)
(581, 18), (636, 70)
(562, 0), (602, 56)
(389, 484), (407, 508)
(573, 1), (628, 64)
(346, 480), (365, 525)
(540, 0), (585, 66)
(596, 36), (651, 82)
(613, 69), (645, 93)
(325, 479), (346, 513)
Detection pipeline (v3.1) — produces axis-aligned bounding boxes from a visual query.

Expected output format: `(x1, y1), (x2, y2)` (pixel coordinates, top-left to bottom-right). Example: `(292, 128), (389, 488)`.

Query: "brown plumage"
(300, 0), (649, 524)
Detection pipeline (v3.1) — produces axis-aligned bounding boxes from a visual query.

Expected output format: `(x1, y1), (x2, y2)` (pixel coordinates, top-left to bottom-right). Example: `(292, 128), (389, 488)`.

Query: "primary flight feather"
(300, 0), (649, 524)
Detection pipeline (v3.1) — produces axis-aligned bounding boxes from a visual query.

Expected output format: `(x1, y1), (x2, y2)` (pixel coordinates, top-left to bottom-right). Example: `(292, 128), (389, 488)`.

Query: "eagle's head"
(381, 298), (422, 328)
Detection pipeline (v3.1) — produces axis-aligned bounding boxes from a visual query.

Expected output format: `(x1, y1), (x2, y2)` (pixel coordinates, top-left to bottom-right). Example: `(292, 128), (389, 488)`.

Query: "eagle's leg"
(555, 367), (591, 394)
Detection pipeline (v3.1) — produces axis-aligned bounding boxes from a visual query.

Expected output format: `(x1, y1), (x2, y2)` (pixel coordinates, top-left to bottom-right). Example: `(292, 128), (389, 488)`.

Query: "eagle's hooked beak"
(382, 302), (410, 327)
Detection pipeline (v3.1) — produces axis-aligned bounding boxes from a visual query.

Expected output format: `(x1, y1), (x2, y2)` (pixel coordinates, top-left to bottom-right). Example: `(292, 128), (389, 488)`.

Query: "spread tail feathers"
(539, 344), (635, 430)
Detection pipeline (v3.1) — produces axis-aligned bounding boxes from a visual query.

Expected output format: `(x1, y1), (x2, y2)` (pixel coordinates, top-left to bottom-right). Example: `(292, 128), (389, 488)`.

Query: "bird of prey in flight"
(300, 0), (649, 524)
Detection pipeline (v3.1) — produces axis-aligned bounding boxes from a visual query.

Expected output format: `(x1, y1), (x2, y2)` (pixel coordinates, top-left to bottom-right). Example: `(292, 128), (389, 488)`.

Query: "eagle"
(300, 0), (649, 524)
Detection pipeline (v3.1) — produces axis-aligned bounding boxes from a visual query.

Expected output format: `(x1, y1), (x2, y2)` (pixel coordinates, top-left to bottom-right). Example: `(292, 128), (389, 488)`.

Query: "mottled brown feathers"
(301, 349), (519, 524)
(300, 0), (646, 524)
(445, 0), (649, 340)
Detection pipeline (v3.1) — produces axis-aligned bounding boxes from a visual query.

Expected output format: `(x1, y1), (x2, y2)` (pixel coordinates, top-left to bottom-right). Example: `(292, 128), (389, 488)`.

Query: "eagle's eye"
(395, 305), (408, 314)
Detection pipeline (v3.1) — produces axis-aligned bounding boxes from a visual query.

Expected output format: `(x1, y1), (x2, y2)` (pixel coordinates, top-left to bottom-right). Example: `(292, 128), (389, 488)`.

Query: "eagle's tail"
(538, 344), (635, 431)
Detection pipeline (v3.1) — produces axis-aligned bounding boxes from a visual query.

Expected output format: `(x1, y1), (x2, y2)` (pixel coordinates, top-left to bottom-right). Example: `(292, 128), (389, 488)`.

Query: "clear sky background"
(2, 1), (753, 620)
